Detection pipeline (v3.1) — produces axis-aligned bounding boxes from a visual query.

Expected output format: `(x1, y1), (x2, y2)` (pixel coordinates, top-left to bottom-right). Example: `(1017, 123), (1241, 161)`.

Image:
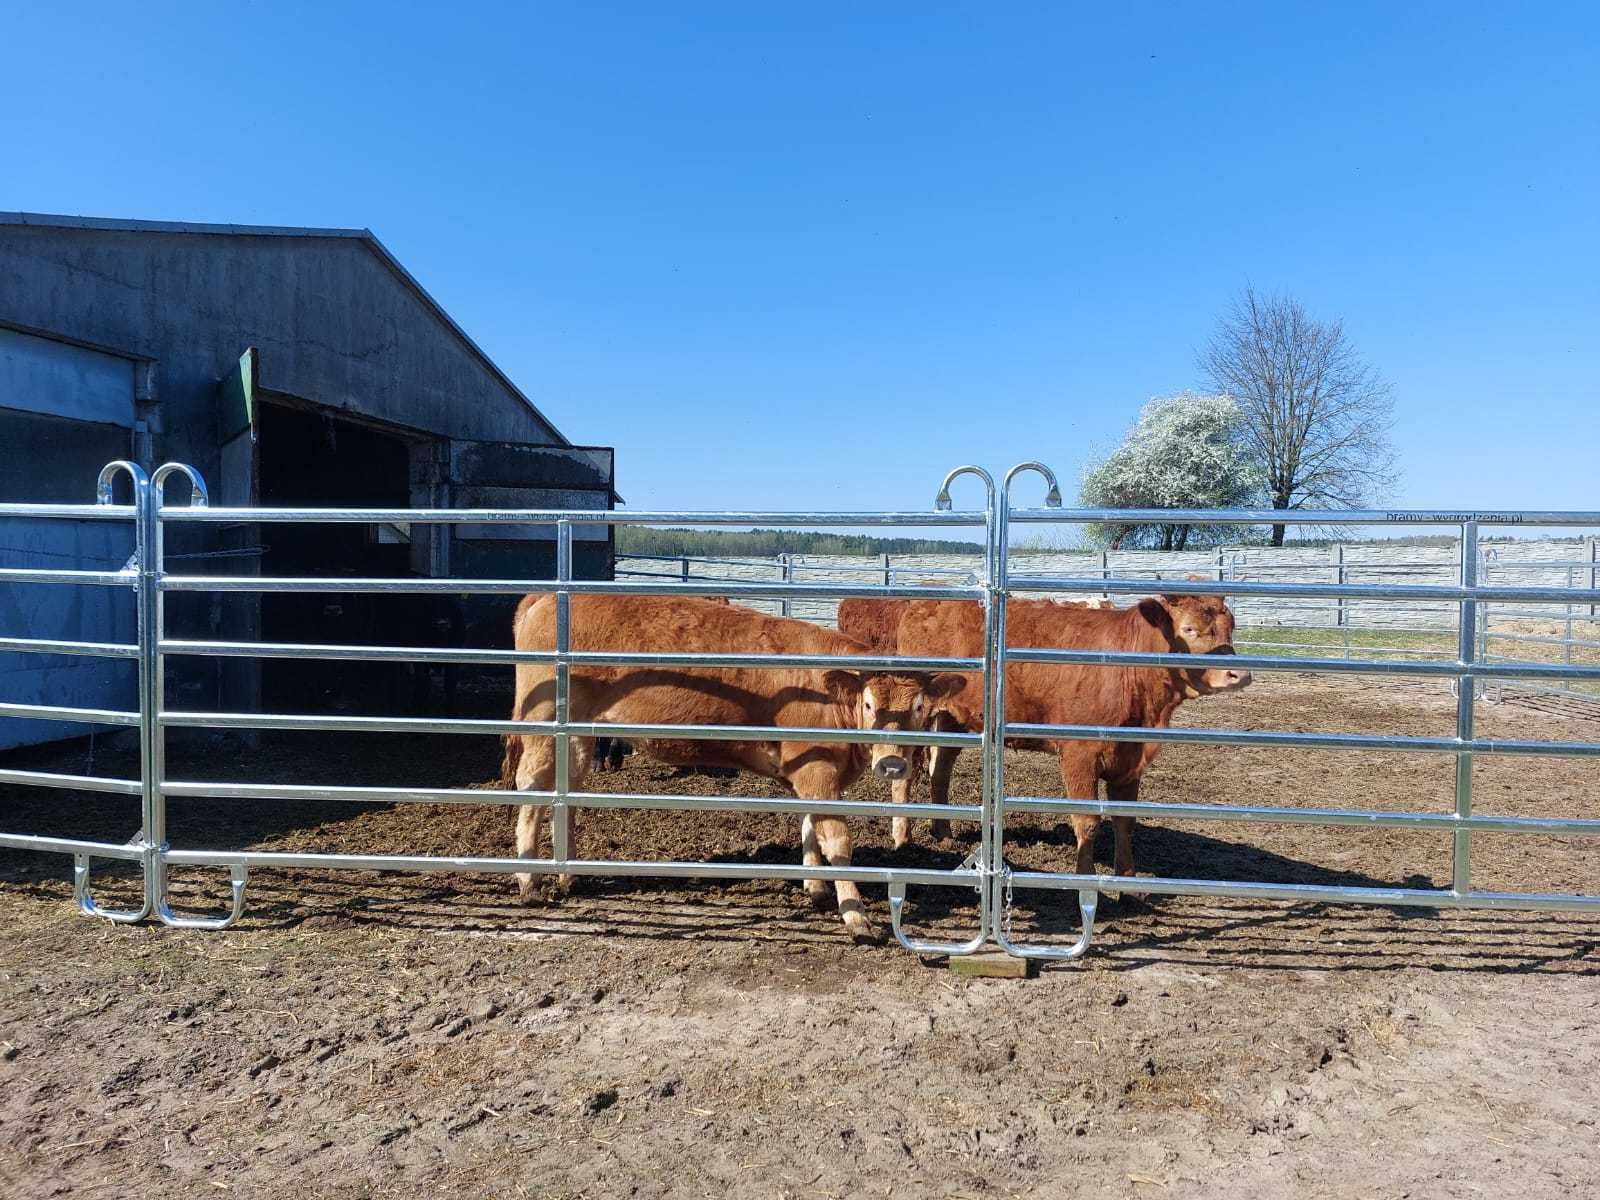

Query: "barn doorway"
(255, 401), (442, 714)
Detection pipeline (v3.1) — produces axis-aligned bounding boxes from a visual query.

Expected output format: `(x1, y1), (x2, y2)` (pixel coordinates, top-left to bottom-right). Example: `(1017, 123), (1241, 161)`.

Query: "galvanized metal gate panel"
(3, 458), (1600, 960)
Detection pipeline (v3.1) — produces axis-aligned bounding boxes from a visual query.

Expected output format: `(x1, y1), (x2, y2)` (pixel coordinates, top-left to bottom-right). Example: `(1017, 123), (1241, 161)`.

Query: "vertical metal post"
(139, 473), (165, 918)
(145, 464), (243, 929)
(779, 554), (792, 618)
(1452, 521), (1478, 894)
(1100, 549), (1110, 602)
(1588, 535), (1598, 619)
(1476, 554), (1491, 701)
(890, 467), (997, 957)
(1566, 565), (1576, 673)
(679, 555), (689, 584)
(1333, 544), (1347, 622)
(81, 462), (155, 923)
(987, 464), (1092, 959)
(882, 552), (892, 587)
(553, 520), (573, 863)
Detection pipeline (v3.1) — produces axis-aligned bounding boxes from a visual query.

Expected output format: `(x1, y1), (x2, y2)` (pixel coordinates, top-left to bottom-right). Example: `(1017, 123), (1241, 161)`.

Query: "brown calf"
(507, 593), (962, 941)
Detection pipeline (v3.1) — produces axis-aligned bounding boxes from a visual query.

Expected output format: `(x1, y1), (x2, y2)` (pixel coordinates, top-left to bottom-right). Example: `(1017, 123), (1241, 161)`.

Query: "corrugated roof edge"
(0, 210), (571, 448)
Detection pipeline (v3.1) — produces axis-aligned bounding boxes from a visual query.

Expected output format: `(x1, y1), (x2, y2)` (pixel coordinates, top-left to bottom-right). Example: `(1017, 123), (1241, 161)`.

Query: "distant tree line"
(614, 527), (983, 558)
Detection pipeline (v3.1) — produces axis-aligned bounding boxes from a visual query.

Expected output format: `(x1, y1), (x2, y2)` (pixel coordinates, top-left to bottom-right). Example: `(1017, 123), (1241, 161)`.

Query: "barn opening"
(255, 400), (441, 715)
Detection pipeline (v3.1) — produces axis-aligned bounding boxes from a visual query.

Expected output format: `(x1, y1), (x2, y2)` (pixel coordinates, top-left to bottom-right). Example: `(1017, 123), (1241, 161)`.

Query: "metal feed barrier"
(3, 460), (1600, 959)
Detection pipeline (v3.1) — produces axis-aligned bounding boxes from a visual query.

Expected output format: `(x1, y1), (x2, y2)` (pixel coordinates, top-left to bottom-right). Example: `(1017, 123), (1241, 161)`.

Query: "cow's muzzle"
(1205, 645), (1252, 691)
(873, 754), (910, 781)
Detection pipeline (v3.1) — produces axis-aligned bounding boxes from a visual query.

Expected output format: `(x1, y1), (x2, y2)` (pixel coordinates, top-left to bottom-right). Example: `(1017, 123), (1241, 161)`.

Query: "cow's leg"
(811, 814), (877, 944)
(512, 735), (555, 903)
(793, 765), (878, 943)
(889, 775), (913, 850)
(1106, 778), (1139, 881)
(549, 735), (595, 896)
(512, 732), (594, 900)
(800, 814), (831, 908)
(1059, 751), (1102, 878)
(926, 714), (963, 843)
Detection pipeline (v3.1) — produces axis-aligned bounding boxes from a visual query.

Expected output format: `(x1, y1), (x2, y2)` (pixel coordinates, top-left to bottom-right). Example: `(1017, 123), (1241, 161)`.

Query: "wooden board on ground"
(949, 951), (1032, 979)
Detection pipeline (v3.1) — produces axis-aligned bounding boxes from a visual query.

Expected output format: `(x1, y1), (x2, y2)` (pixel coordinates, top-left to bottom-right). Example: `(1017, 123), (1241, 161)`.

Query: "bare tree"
(1200, 289), (1397, 546)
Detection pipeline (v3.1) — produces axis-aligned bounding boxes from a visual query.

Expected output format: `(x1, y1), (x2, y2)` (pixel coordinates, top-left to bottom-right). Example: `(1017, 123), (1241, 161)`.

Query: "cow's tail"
(498, 732), (523, 789)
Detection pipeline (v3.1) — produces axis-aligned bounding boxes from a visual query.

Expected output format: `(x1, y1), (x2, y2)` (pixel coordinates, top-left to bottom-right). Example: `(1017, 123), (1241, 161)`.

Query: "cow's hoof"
(845, 917), (886, 946)
(515, 876), (544, 906)
(804, 883), (833, 911)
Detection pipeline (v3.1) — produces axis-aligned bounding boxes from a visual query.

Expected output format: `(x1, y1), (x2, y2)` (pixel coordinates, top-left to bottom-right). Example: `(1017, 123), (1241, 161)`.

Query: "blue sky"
(5, 3), (1596, 518)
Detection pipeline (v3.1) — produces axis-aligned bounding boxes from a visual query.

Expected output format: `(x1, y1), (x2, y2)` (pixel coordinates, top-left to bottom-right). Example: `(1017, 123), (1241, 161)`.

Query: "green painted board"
(218, 346), (258, 443)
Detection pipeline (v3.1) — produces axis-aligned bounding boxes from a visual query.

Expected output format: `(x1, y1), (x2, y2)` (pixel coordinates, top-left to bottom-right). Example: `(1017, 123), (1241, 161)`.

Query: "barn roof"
(0, 211), (568, 447)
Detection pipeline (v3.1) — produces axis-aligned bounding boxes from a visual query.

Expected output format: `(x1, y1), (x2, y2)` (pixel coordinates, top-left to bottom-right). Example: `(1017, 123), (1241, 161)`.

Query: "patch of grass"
(1236, 625), (1454, 660)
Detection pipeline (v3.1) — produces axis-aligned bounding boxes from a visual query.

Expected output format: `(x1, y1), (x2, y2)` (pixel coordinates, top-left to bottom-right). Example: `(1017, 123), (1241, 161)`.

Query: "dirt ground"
(2, 673), (1599, 1198)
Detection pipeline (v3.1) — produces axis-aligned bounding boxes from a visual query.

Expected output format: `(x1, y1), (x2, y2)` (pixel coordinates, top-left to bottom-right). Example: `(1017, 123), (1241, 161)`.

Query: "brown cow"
(507, 593), (963, 941)
(854, 592), (1250, 884)
(835, 593), (1122, 809)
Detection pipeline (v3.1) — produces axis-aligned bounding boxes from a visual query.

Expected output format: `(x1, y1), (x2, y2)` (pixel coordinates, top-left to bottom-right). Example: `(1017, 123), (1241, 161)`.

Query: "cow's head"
(824, 671), (967, 780)
(1139, 590), (1252, 696)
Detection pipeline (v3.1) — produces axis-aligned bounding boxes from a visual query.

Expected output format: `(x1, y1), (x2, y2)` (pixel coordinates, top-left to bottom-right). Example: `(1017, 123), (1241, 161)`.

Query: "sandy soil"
(2, 674), (1598, 1198)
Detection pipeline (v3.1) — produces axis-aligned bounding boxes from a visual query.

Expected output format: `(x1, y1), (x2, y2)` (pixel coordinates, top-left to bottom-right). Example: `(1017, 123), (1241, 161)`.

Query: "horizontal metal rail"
(0, 567), (136, 587)
(1009, 574), (1600, 605)
(161, 780), (979, 821)
(1487, 607), (1600, 621)
(1485, 630), (1600, 651)
(158, 576), (983, 602)
(0, 633), (140, 662)
(1007, 506), (1600, 527)
(0, 700), (142, 727)
(159, 710), (983, 747)
(159, 638), (984, 673)
(0, 832), (145, 861)
(161, 506), (989, 528)
(161, 849), (978, 888)
(1006, 870), (1600, 912)
(1005, 720), (1600, 757)
(1004, 646), (1600, 682)
(614, 570), (755, 583)
(0, 635), (140, 658)
(1004, 795), (1600, 836)
(0, 502), (136, 521)
(616, 553), (780, 569)
(0, 767), (142, 795)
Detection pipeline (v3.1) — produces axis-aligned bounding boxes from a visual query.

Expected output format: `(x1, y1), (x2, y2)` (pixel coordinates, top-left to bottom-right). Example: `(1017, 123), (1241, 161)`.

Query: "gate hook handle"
(1002, 462), (1062, 509)
(152, 462), (210, 508)
(935, 465), (995, 512)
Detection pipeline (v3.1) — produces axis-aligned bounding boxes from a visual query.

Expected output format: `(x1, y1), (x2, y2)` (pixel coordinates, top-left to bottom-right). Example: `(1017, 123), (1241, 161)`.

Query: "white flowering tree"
(1079, 392), (1264, 550)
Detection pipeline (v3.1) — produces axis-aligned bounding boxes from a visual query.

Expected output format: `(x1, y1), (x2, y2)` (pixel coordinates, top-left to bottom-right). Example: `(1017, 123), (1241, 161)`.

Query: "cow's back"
(512, 593), (867, 734)
(837, 598), (909, 655)
(515, 593), (861, 658)
(896, 597), (1165, 731)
